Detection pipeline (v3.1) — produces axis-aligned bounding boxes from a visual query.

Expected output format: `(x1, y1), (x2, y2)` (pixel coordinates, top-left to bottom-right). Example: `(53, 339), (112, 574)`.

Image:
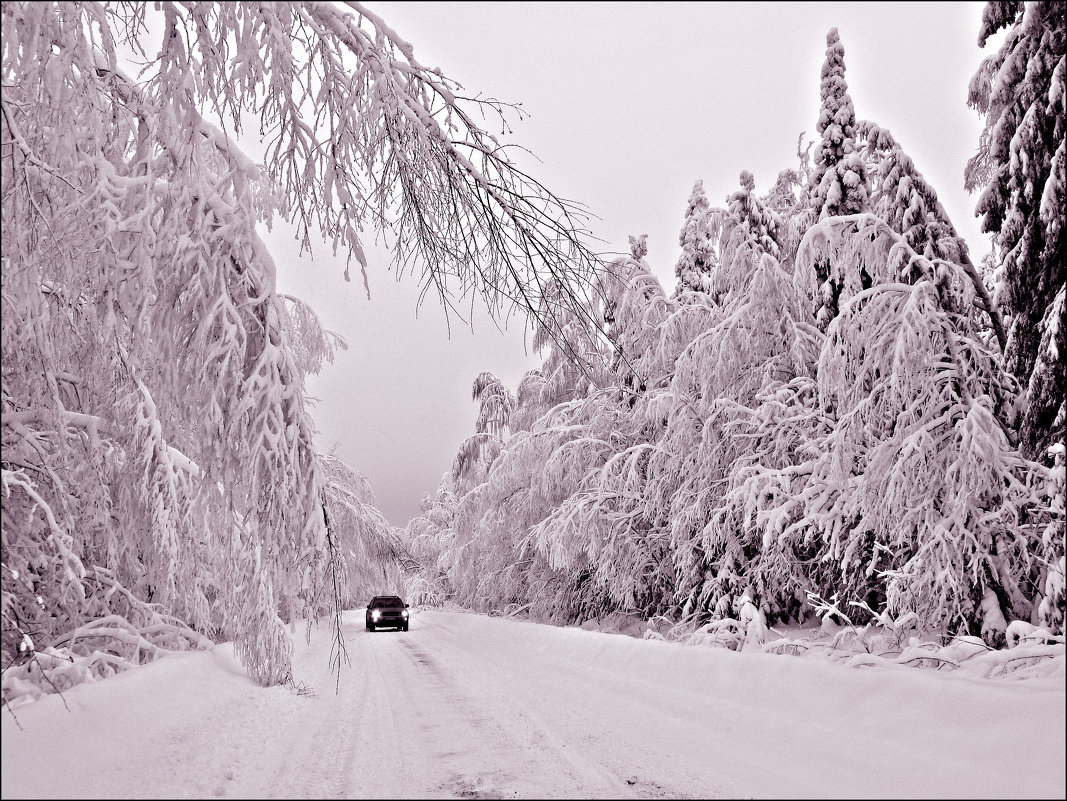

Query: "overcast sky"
(270, 1), (993, 527)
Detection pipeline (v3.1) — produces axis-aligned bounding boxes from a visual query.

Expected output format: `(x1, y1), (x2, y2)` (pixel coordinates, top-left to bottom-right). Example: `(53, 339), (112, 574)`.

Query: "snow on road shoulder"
(1, 641), (296, 798)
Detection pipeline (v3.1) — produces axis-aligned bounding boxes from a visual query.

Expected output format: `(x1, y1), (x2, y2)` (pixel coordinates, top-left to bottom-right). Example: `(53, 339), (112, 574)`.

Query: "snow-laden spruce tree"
(812, 29), (869, 221)
(647, 171), (823, 624)
(673, 180), (721, 296)
(786, 215), (1048, 640)
(809, 28), (870, 326)
(1, 1), (602, 687)
(727, 170), (784, 261)
(966, 0), (1065, 463)
(856, 120), (1008, 354)
(683, 22), (1058, 641)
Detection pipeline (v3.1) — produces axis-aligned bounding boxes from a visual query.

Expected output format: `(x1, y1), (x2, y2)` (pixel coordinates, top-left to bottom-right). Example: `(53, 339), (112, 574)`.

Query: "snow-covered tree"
(781, 215), (1044, 638)
(856, 120), (1008, 353)
(317, 452), (403, 609)
(509, 369), (548, 433)
(967, 0), (1066, 461)
(452, 372), (515, 494)
(812, 29), (869, 221)
(598, 253), (672, 397)
(763, 133), (814, 220)
(1, 1), (603, 687)
(471, 372), (515, 439)
(1037, 442), (1065, 634)
(727, 171), (784, 260)
(521, 258), (681, 617)
(648, 180), (822, 623)
(401, 9), (1060, 651)
(400, 477), (458, 606)
(530, 277), (612, 412)
(673, 180), (720, 296)
(808, 28), (870, 327)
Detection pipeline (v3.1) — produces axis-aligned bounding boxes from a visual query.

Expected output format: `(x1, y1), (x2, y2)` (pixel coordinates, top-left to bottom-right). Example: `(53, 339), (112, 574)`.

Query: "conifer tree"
(397, 8), (1062, 650)
(674, 180), (720, 296)
(967, 0), (1066, 462)
(812, 29), (870, 220)
(808, 28), (871, 326)
(727, 171), (784, 260)
(857, 120), (1008, 353)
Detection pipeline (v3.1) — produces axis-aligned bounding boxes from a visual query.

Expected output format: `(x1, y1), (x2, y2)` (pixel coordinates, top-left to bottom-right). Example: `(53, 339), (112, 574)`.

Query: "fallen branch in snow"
(762, 638), (812, 656)
(285, 677), (317, 698)
(490, 603), (532, 619)
(1, 644), (75, 727)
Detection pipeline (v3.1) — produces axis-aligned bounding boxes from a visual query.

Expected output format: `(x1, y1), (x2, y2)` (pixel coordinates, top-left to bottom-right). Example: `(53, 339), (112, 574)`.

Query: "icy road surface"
(2, 608), (1063, 799)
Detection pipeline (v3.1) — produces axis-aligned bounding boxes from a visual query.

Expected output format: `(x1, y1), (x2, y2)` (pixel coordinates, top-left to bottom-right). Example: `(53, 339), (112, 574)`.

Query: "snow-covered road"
(275, 611), (695, 799)
(2, 608), (1064, 799)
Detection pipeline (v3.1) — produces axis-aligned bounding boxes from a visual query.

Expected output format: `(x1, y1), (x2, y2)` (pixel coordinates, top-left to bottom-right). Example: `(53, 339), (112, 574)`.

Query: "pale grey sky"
(272, 1), (993, 526)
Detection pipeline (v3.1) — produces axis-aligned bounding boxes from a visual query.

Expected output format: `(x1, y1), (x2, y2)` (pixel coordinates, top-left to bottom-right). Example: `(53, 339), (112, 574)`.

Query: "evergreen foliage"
(674, 180), (720, 296)
(967, 0), (1066, 461)
(812, 29), (869, 221)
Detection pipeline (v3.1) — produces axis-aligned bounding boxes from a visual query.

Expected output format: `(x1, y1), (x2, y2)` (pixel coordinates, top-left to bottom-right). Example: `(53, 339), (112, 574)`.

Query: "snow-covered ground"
(2, 608), (1064, 799)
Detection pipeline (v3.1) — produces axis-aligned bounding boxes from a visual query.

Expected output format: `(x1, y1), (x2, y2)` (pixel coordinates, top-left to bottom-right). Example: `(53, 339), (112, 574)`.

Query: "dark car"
(366, 595), (410, 631)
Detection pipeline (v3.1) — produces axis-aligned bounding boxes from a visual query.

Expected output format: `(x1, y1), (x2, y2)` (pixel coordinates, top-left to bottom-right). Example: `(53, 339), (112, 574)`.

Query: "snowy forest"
(1, 0), (1064, 707)
(401, 4), (1065, 654)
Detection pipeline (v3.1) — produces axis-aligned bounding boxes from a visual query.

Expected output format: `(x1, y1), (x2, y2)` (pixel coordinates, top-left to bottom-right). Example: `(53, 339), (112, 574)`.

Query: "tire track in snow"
(395, 612), (710, 799)
(353, 624), (664, 799)
(266, 612), (710, 798)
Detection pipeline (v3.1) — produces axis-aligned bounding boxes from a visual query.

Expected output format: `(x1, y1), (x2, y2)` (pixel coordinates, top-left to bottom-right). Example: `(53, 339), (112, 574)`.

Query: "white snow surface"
(2, 608), (1064, 799)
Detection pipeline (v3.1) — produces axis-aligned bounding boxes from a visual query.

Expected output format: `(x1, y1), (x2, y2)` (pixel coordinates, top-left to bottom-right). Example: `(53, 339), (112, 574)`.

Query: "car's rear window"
(371, 597), (404, 608)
